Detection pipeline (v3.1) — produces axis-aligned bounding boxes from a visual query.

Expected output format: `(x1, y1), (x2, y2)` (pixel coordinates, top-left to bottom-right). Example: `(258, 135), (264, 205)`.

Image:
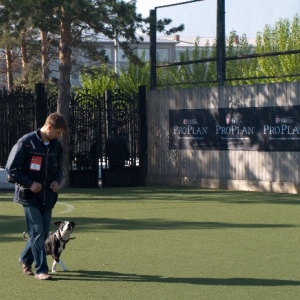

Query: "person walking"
(5, 112), (67, 280)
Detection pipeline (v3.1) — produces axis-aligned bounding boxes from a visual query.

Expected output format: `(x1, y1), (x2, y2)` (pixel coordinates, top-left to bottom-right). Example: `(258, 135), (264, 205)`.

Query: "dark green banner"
(169, 106), (300, 151)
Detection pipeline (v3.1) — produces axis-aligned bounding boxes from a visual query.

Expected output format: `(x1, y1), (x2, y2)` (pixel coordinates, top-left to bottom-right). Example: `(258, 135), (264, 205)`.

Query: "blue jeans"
(20, 206), (52, 274)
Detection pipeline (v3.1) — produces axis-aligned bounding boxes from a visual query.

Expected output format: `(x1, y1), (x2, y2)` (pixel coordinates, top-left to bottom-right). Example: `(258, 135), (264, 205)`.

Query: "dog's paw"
(62, 268), (68, 272)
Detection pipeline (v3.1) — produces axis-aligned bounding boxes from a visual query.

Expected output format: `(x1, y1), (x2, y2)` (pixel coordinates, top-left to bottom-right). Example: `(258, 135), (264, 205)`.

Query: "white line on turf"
(54, 201), (74, 215)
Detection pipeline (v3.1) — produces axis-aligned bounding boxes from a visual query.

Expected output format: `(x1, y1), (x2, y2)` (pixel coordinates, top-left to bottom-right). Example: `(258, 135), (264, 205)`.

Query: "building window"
(118, 49), (127, 62)
(137, 49), (150, 60)
(104, 48), (112, 61)
(157, 49), (169, 62)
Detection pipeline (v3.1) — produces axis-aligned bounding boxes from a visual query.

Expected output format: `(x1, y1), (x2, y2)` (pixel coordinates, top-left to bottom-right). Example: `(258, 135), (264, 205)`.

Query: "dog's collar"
(55, 231), (69, 243)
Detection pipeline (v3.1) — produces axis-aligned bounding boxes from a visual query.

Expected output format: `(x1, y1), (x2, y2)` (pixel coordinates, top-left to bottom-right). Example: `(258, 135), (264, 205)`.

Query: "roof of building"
(159, 35), (257, 47)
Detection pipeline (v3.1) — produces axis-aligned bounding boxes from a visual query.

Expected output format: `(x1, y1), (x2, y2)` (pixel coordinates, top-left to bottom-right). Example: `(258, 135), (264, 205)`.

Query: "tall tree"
(46, 0), (182, 185)
(1, 0), (183, 186)
(81, 64), (117, 96)
(255, 14), (300, 83)
(226, 31), (254, 85)
(0, 0), (24, 89)
(0, 0), (43, 89)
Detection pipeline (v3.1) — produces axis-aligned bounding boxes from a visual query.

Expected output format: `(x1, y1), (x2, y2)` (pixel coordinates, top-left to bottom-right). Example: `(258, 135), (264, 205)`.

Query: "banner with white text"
(169, 106), (300, 151)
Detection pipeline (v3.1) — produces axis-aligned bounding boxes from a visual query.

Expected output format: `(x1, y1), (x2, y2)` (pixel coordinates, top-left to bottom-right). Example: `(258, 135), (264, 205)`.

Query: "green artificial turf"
(1, 187), (300, 300)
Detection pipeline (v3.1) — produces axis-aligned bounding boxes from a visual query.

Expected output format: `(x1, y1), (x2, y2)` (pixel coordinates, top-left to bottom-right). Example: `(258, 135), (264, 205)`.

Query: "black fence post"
(105, 90), (113, 135)
(138, 85), (147, 185)
(35, 83), (47, 128)
(217, 0), (226, 87)
(149, 9), (157, 90)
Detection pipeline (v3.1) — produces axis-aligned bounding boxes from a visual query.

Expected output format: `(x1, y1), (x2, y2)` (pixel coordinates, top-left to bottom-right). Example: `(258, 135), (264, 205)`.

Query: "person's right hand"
(30, 182), (42, 193)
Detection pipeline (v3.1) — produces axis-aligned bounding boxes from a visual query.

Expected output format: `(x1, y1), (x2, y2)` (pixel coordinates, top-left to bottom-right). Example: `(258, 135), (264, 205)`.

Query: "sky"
(133, 0), (300, 38)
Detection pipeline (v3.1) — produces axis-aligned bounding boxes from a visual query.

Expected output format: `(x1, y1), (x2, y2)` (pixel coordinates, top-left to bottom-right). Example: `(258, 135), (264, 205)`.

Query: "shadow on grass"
(59, 187), (300, 205)
(2, 187), (300, 205)
(0, 215), (298, 243)
(52, 270), (300, 286)
(0, 214), (26, 243)
(69, 217), (299, 231)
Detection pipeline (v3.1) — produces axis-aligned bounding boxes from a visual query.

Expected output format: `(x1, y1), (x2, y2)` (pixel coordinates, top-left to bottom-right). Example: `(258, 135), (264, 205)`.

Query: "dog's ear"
(54, 221), (62, 227)
(70, 221), (75, 229)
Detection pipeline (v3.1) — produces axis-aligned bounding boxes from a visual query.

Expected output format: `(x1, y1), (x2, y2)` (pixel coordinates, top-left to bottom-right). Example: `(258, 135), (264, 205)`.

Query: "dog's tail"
(22, 232), (29, 241)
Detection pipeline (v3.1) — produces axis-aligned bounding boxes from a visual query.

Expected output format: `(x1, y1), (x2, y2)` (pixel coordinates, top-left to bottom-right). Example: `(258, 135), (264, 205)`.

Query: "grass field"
(1, 186), (300, 300)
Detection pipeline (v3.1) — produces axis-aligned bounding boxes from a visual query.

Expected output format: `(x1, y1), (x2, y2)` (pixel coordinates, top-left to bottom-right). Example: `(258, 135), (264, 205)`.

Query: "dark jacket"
(5, 130), (63, 209)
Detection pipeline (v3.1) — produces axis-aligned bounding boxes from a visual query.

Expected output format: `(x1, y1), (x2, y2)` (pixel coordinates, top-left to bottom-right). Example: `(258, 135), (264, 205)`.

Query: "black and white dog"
(23, 221), (76, 273)
(45, 221), (76, 273)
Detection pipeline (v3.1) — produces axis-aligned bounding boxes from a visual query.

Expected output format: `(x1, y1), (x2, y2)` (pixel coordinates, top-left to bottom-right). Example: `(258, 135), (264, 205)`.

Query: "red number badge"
(30, 156), (43, 171)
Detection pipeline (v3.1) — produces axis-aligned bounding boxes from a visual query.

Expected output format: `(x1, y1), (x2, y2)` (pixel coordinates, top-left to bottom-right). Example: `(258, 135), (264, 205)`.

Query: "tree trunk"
(5, 48), (14, 90)
(21, 29), (29, 85)
(57, 7), (72, 187)
(41, 30), (50, 93)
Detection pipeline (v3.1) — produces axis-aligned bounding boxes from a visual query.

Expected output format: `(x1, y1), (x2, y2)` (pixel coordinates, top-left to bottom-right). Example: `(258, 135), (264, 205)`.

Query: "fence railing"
(0, 84), (147, 187)
(150, 0), (300, 89)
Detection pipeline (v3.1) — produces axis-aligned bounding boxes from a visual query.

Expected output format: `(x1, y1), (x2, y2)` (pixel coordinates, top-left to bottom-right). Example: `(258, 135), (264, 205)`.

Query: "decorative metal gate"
(0, 84), (49, 169)
(0, 87), (36, 168)
(0, 85), (147, 187)
(68, 86), (147, 188)
(68, 90), (102, 187)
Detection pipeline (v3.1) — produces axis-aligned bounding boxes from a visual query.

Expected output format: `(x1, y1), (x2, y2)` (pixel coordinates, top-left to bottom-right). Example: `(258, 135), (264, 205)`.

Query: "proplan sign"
(169, 106), (300, 151)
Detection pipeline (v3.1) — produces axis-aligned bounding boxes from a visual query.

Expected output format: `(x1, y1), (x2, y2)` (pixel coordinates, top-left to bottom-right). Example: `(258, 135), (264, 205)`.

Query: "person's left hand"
(50, 181), (59, 193)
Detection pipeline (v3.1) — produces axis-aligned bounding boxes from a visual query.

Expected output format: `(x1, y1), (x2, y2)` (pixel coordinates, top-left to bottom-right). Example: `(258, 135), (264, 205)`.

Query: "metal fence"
(149, 0), (300, 89)
(0, 87), (37, 168)
(0, 85), (147, 187)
